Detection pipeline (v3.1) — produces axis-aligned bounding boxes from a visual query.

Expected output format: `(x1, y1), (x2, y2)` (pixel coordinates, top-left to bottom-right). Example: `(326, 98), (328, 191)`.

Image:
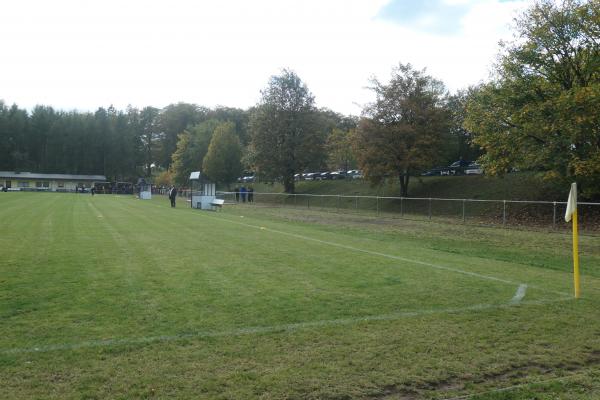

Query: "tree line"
(0, 103), (248, 181)
(0, 72), (468, 195)
(1, 0), (598, 198)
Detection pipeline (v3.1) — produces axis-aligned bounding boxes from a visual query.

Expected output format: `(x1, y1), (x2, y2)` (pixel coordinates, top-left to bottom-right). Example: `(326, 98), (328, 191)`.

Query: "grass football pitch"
(1, 192), (599, 399)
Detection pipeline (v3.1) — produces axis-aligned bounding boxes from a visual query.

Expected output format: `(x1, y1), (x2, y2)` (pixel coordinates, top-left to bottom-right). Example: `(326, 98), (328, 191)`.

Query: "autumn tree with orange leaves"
(354, 63), (451, 196)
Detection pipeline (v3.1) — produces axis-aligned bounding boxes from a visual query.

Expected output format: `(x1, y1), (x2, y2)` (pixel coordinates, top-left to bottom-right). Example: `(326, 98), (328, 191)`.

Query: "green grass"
(1, 192), (599, 399)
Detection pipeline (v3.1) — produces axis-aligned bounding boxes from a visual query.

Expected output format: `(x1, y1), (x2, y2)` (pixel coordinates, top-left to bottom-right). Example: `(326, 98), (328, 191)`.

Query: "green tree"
(110, 109), (138, 181)
(465, 0), (600, 196)
(137, 106), (162, 177)
(154, 169), (173, 187)
(312, 109), (357, 171)
(447, 90), (481, 163)
(207, 107), (250, 145)
(326, 128), (356, 171)
(354, 63), (451, 196)
(170, 119), (219, 186)
(170, 132), (193, 185)
(28, 106), (58, 171)
(250, 69), (325, 193)
(0, 101), (15, 170)
(90, 108), (109, 176)
(7, 104), (31, 172)
(158, 103), (207, 169)
(202, 122), (243, 186)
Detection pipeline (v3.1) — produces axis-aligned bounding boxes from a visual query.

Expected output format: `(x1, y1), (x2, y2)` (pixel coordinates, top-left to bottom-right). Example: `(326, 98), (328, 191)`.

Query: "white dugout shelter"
(189, 171), (218, 210)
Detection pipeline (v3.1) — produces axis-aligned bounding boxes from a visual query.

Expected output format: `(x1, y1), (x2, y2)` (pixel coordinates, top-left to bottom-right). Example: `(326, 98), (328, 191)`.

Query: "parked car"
(449, 160), (471, 168)
(316, 172), (331, 180)
(346, 169), (363, 179)
(242, 175), (255, 183)
(329, 171), (346, 179)
(304, 172), (319, 181)
(421, 168), (443, 176)
(448, 160), (471, 175)
(465, 163), (483, 175)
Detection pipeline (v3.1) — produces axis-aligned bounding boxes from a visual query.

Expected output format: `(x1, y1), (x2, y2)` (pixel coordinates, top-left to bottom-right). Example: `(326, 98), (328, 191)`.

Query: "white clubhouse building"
(0, 171), (107, 192)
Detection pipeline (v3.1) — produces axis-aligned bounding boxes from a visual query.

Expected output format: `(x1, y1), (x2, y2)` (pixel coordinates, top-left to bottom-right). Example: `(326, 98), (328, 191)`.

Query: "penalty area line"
(510, 284), (528, 304)
(209, 214), (516, 285)
(202, 213), (569, 297)
(1, 298), (572, 355)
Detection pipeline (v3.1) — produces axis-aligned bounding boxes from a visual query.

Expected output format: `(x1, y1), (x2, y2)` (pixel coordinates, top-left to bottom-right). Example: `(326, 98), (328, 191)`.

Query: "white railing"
(217, 191), (600, 232)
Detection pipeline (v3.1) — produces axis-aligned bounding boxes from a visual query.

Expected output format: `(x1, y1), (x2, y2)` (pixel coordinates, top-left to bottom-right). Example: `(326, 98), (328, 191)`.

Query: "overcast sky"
(0, 0), (533, 116)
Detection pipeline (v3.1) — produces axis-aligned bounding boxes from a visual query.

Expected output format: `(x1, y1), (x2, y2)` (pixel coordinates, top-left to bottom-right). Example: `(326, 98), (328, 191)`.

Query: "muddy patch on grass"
(368, 350), (600, 399)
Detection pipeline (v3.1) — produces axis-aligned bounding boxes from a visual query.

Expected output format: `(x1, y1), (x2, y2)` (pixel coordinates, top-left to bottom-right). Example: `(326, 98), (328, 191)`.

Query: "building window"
(43, 181), (49, 188)
(18, 181), (30, 188)
(36, 181), (43, 188)
(58, 182), (64, 188)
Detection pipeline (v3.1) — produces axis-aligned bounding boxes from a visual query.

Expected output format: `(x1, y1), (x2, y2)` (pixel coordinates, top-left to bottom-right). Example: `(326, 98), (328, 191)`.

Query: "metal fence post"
(238, 194), (600, 232)
(428, 198), (432, 220)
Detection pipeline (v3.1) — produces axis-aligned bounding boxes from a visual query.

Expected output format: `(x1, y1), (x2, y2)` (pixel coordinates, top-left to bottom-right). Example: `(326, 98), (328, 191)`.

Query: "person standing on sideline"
(240, 186), (247, 203)
(248, 186), (254, 203)
(235, 186), (240, 202)
(169, 186), (178, 208)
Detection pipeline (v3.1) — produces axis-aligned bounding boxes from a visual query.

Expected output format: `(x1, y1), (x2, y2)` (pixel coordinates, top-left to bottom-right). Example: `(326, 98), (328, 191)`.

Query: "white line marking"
(510, 284), (528, 304)
(0, 297), (572, 355)
(201, 213), (571, 297)
(220, 216), (517, 284)
(139, 200), (574, 298)
(87, 201), (104, 219)
(3, 204), (571, 355)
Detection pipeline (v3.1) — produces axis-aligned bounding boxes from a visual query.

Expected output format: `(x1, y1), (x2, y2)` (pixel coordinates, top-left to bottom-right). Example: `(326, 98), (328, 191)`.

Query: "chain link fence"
(217, 191), (600, 232)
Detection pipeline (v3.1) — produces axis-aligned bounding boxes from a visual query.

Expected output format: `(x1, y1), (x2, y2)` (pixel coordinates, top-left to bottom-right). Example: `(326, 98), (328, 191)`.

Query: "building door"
(6, 180), (11, 188)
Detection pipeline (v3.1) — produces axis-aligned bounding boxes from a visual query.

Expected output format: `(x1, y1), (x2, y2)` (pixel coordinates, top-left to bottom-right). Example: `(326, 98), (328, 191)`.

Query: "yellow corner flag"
(565, 183), (580, 298)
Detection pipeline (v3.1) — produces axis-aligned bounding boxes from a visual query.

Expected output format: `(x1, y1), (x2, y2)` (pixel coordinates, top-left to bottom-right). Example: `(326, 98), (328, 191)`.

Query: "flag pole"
(565, 182), (580, 298)
(573, 207), (580, 298)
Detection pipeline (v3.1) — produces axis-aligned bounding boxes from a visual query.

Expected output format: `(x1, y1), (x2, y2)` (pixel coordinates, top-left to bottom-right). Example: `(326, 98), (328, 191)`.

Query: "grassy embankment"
(248, 172), (564, 200)
(239, 173), (599, 231)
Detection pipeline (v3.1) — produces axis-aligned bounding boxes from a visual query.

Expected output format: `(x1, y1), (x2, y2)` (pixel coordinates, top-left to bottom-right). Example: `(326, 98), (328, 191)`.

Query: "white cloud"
(0, 0), (532, 115)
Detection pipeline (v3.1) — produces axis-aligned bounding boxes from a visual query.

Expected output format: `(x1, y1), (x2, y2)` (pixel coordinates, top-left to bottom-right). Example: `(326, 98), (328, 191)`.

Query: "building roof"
(189, 171), (201, 180)
(0, 171), (107, 181)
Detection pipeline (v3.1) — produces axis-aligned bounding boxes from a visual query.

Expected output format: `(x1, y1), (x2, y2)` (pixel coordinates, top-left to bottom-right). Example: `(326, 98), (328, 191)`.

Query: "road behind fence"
(217, 191), (600, 232)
